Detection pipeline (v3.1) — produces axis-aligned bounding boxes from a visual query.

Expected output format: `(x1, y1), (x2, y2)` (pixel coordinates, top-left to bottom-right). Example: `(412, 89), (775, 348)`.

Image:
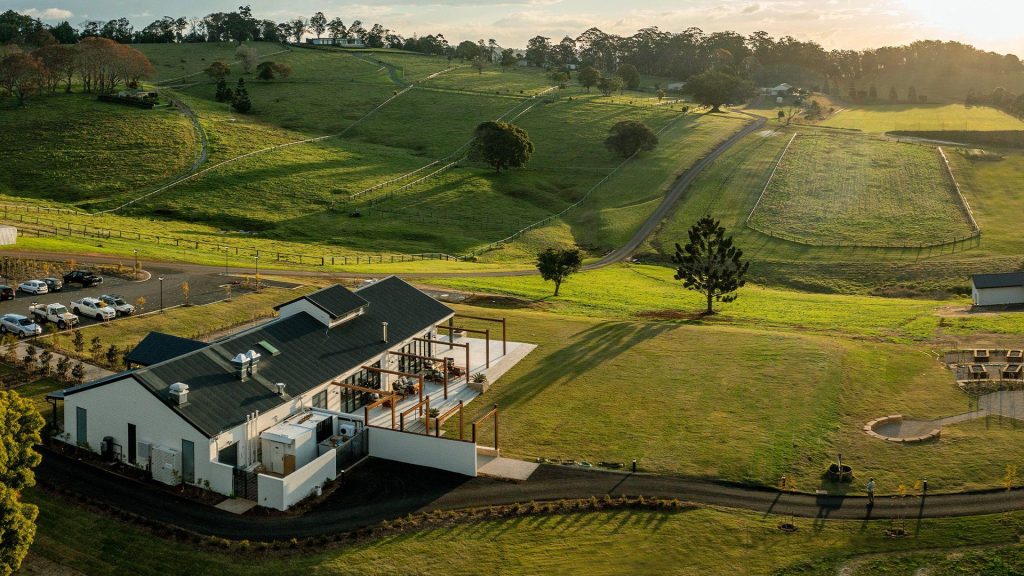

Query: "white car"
(18, 280), (48, 295)
(0, 314), (42, 338)
(100, 294), (135, 316)
(71, 297), (116, 321)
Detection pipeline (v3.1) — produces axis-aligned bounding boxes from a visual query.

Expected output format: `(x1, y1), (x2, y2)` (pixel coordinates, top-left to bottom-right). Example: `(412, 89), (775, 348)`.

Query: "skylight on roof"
(258, 340), (280, 356)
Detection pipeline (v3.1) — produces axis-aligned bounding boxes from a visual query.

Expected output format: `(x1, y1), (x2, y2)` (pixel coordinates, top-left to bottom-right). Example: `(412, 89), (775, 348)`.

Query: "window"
(312, 389), (328, 409)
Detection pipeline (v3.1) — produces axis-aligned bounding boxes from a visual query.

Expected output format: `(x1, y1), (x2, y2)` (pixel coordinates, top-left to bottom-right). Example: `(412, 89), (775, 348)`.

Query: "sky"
(8, 0), (1024, 55)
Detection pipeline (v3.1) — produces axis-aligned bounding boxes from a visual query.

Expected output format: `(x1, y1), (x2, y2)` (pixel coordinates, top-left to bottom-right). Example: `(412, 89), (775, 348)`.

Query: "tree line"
(0, 36), (153, 105)
(5, 7), (1021, 89)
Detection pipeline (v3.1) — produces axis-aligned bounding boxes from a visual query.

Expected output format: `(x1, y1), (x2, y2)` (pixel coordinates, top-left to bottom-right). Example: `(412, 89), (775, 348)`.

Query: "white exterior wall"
(209, 461), (234, 495)
(368, 427), (477, 477)
(277, 300), (331, 325)
(973, 285), (1024, 306)
(61, 378), (213, 486)
(0, 226), (16, 245)
(257, 449), (336, 510)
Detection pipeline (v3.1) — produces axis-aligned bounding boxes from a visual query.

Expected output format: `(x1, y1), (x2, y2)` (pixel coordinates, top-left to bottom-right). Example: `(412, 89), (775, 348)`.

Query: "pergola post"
(455, 314), (507, 356)
(389, 350), (451, 399)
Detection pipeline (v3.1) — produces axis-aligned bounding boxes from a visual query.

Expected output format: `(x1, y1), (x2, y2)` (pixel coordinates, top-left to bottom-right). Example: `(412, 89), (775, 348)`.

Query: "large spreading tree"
(470, 121), (534, 173)
(578, 66), (600, 92)
(672, 216), (749, 314)
(0, 390), (45, 576)
(684, 70), (751, 112)
(536, 247), (583, 296)
(605, 120), (658, 158)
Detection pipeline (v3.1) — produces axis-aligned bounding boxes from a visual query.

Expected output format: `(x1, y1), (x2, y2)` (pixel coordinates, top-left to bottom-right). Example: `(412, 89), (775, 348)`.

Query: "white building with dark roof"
(971, 272), (1024, 306)
(49, 277), (528, 510)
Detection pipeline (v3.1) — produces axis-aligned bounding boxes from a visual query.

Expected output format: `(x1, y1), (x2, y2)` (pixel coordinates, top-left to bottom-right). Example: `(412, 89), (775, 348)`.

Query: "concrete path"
(870, 390), (1024, 440)
(477, 456), (539, 481)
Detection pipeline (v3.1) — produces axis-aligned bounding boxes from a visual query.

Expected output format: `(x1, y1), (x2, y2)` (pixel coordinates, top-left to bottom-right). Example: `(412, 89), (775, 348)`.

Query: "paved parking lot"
(0, 264), (282, 329)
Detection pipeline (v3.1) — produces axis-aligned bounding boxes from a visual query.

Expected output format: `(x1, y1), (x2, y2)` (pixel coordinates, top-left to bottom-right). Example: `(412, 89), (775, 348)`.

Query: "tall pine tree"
(232, 77), (252, 113)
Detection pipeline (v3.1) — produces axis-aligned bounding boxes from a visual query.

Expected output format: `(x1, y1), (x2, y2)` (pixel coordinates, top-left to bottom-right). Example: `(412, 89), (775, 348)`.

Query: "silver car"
(18, 280), (48, 295)
(0, 314), (43, 338)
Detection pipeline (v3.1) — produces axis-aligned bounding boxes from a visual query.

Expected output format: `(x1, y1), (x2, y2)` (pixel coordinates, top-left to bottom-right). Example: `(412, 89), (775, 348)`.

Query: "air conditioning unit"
(338, 423), (357, 438)
(137, 441), (152, 463)
(151, 445), (180, 486)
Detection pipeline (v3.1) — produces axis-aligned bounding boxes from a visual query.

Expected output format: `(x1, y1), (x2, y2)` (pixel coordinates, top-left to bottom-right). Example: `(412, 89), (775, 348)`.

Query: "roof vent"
(275, 382), (286, 396)
(169, 382), (189, 406)
(246, 350), (261, 375)
(382, 321), (389, 343)
(231, 352), (250, 380)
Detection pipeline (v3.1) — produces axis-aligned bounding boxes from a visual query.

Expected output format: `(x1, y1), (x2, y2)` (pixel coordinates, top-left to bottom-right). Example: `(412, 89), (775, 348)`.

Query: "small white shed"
(0, 226), (16, 245)
(971, 272), (1024, 306)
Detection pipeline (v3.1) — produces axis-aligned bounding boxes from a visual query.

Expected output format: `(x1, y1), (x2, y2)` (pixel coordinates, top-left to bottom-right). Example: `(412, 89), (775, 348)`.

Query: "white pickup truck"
(71, 297), (116, 321)
(28, 303), (80, 329)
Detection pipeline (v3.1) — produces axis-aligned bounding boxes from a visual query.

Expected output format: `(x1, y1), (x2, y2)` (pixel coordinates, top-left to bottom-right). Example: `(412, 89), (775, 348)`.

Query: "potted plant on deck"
(469, 372), (489, 393)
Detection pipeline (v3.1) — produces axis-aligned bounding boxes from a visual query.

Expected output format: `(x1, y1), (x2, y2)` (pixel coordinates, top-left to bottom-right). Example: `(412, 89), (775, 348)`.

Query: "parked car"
(43, 277), (63, 292)
(18, 280), (48, 295)
(28, 303), (79, 329)
(71, 297), (116, 321)
(0, 313), (42, 338)
(63, 270), (103, 287)
(99, 294), (135, 316)
(0, 285), (14, 301)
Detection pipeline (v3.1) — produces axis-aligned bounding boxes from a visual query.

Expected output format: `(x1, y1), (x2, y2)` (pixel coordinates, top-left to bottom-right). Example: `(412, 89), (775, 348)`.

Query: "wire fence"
(0, 208), (465, 265)
(743, 136), (984, 249)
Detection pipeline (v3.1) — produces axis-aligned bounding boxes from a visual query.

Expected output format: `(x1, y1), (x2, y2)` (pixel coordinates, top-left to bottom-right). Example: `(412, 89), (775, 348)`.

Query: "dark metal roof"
(125, 332), (208, 367)
(972, 272), (1024, 290)
(67, 278), (452, 438)
(273, 284), (369, 319)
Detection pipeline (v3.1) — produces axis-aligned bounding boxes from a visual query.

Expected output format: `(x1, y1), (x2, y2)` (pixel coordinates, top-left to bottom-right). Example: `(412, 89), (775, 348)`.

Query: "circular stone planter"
(826, 463), (854, 482)
(863, 414), (942, 443)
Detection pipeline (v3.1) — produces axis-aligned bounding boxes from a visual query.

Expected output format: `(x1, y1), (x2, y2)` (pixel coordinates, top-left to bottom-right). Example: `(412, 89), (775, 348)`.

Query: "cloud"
(742, 4), (760, 14)
(21, 7), (73, 20)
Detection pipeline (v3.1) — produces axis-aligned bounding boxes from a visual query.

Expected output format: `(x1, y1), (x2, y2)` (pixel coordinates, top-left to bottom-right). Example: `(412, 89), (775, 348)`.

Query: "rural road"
(36, 451), (1024, 541)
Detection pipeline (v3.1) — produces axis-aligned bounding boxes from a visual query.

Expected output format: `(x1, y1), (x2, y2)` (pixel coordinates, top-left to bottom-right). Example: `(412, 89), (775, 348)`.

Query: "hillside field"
(747, 132), (975, 246)
(821, 104), (1024, 133)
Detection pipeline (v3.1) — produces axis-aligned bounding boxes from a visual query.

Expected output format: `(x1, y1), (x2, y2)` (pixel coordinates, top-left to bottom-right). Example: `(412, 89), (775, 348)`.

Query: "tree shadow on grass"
(485, 320), (677, 413)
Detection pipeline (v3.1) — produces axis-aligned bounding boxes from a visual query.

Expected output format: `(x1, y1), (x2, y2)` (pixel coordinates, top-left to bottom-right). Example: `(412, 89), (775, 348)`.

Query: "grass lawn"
(447, 299), (1023, 493)
(20, 486), (1024, 576)
(137, 42), (288, 82)
(0, 94), (197, 204)
(747, 132), (975, 246)
(820, 104), (1024, 133)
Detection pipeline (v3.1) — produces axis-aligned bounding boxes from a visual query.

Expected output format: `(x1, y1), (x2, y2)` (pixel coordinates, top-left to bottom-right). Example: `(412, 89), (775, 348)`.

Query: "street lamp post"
(223, 246), (229, 277)
(158, 276), (164, 311)
(133, 249), (139, 280)
(254, 255), (260, 292)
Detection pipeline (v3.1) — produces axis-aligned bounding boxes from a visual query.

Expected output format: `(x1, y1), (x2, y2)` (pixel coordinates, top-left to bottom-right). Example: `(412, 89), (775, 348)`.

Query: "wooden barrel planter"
(826, 463), (854, 482)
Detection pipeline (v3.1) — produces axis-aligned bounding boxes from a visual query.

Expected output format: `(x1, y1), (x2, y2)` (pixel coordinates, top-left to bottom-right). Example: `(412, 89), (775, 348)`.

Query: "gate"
(336, 428), (369, 472)
(232, 468), (259, 501)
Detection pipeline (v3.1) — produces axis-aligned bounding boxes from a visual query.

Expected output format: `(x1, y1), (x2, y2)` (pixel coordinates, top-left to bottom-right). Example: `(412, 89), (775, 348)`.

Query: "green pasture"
(821, 104), (1024, 133)
(747, 132), (975, 246)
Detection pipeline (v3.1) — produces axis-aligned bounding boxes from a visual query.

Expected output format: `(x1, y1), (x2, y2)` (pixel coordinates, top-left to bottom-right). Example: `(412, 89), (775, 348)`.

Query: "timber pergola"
(436, 324), (493, 368)
(329, 382), (397, 428)
(471, 404), (500, 450)
(454, 314), (507, 356)
(362, 365), (424, 406)
(389, 349), (450, 399)
(414, 337), (470, 379)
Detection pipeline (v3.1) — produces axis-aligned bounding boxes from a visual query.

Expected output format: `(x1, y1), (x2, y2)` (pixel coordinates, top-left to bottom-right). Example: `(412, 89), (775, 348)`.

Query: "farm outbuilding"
(971, 272), (1024, 306)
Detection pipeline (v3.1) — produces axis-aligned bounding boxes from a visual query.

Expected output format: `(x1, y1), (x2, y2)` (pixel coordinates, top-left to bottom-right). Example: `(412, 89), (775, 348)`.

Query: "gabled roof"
(64, 277), (453, 438)
(125, 332), (207, 367)
(972, 272), (1024, 290)
(274, 284), (369, 319)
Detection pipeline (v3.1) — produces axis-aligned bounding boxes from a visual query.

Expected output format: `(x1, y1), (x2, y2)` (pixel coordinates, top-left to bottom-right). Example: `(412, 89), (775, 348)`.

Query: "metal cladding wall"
(368, 426), (478, 477)
(0, 226), (16, 245)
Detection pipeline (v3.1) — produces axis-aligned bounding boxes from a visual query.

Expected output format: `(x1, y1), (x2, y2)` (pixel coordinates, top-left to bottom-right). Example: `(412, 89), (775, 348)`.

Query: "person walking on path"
(867, 478), (876, 507)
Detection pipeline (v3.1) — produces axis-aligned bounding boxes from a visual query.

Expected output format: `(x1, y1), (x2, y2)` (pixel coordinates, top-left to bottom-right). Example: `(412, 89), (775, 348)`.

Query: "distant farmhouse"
(764, 83), (793, 97)
(971, 272), (1024, 306)
(306, 36), (365, 48)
